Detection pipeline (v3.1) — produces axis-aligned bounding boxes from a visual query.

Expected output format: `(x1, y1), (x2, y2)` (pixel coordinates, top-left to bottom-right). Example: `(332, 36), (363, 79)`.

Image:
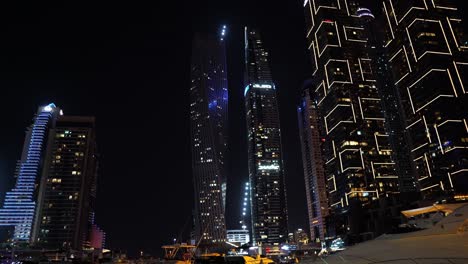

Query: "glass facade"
(190, 29), (228, 244)
(0, 103), (60, 242)
(244, 27), (288, 245)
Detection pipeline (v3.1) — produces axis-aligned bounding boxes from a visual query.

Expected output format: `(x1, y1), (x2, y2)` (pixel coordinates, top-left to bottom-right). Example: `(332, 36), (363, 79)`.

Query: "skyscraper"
(301, 1), (401, 237)
(244, 27), (288, 245)
(380, 0), (468, 200)
(297, 81), (329, 242)
(0, 104), (102, 251)
(32, 116), (98, 250)
(190, 26), (228, 245)
(0, 103), (61, 243)
(358, 6), (419, 198)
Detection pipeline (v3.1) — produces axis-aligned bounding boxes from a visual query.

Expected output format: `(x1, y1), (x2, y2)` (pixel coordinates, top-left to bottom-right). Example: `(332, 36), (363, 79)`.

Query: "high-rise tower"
(244, 27), (288, 245)
(190, 26), (228, 245)
(32, 116), (98, 250)
(357, 6), (419, 199)
(0, 104), (102, 250)
(380, 0), (468, 201)
(301, 0), (401, 237)
(0, 103), (61, 243)
(298, 81), (329, 242)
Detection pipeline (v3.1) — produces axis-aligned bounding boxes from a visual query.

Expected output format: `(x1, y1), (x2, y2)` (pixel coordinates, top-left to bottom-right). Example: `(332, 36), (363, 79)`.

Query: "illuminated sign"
(244, 83), (275, 96)
(357, 8), (375, 19)
(253, 84), (272, 88)
(258, 164), (280, 170)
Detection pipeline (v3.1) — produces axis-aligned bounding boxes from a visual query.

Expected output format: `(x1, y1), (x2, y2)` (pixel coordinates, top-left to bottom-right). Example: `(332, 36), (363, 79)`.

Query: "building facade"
(32, 116), (98, 250)
(297, 82), (329, 242)
(244, 27), (288, 245)
(380, 0), (468, 200)
(301, 0), (401, 238)
(0, 103), (61, 243)
(190, 27), (228, 245)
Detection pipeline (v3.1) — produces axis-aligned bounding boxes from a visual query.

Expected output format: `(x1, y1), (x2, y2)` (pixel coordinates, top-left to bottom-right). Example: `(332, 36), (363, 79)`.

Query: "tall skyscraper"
(32, 116), (98, 250)
(380, 0), (468, 200)
(301, 1), (401, 237)
(297, 81), (329, 242)
(0, 103), (61, 243)
(190, 26), (228, 245)
(358, 6), (419, 198)
(244, 27), (288, 245)
(0, 104), (102, 251)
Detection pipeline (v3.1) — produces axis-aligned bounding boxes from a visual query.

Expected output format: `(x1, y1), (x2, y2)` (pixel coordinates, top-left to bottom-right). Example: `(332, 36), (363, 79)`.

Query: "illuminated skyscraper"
(301, 1), (401, 237)
(358, 6), (419, 198)
(190, 26), (228, 245)
(244, 27), (288, 245)
(297, 81), (329, 242)
(32, 116), (98, 250)
(0, 103), (61, 243)
(0, 104), (102, 250)
(380, 0), (468, 200)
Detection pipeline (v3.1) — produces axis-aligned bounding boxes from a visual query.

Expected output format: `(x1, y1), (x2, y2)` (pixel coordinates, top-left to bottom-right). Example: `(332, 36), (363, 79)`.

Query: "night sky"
(1, 0), (466, 257)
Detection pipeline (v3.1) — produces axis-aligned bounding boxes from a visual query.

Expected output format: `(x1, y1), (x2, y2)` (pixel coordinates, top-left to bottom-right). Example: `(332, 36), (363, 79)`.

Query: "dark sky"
(4, 0), (465, 258)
